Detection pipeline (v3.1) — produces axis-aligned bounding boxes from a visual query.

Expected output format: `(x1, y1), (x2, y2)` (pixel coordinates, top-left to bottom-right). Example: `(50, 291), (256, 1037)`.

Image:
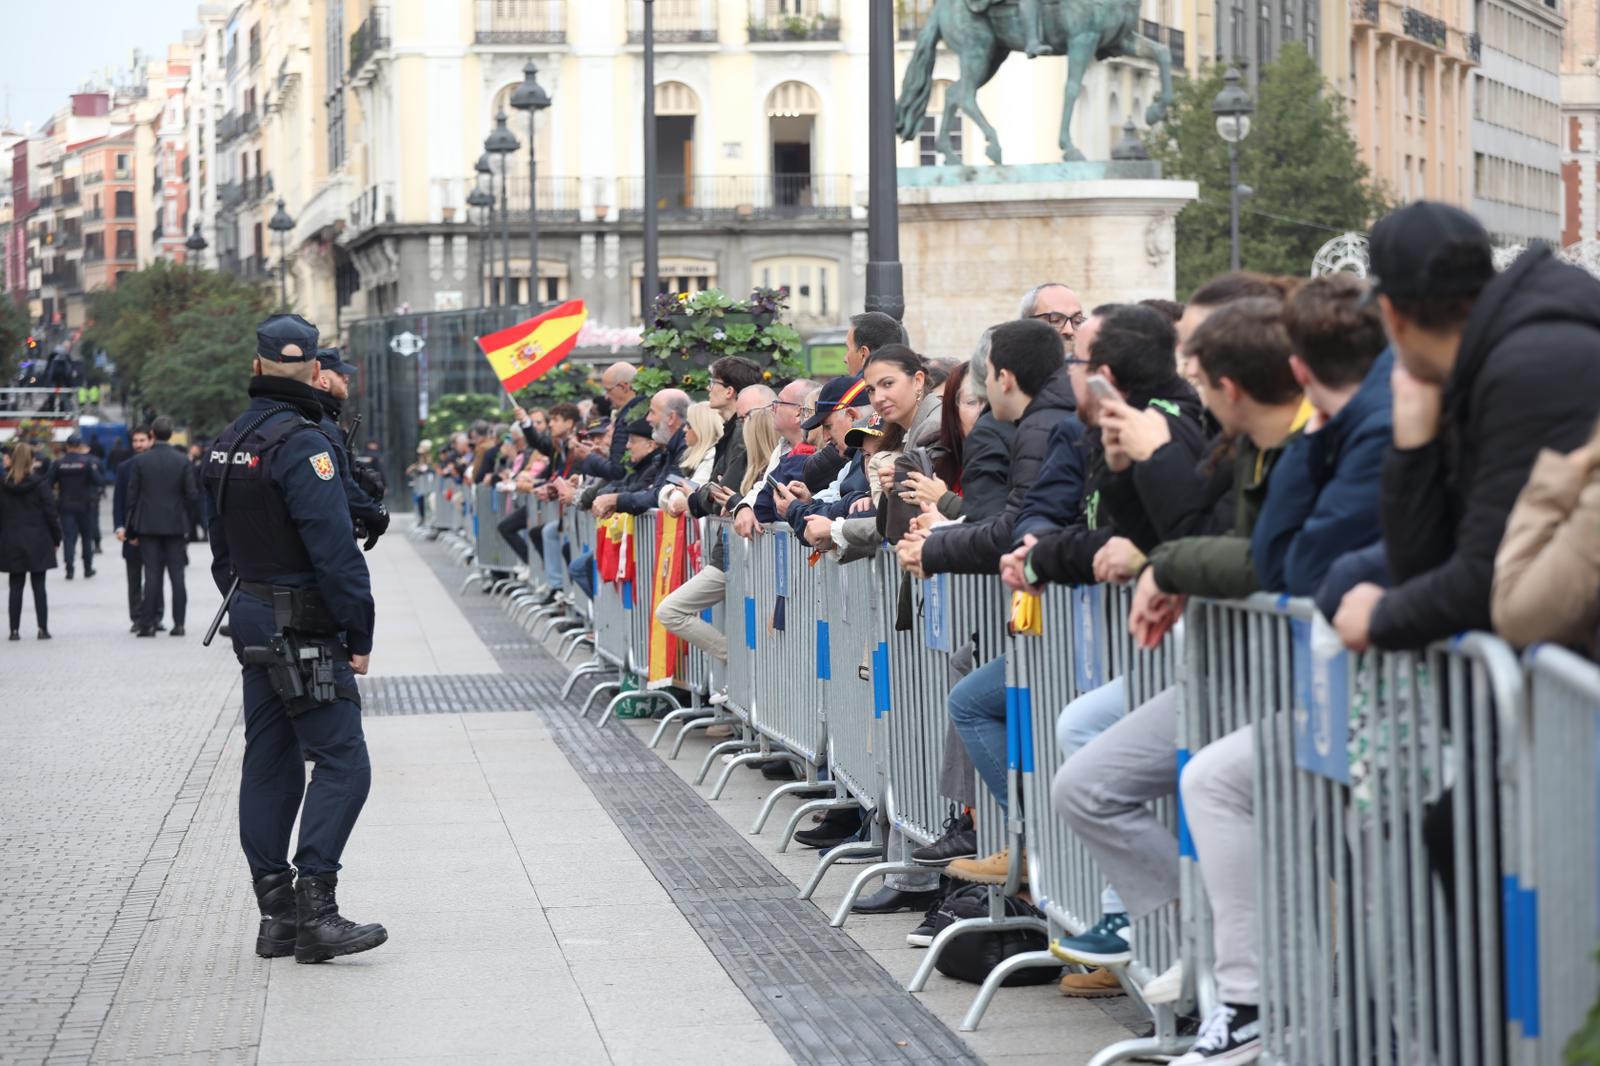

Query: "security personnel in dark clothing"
(205, 313), (386, 964)
(49, 433), (106, 578)
(315, 349), (389, 550)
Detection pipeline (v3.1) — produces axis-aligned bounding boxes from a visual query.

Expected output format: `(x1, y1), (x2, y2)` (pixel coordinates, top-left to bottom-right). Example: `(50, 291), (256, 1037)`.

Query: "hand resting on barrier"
(896, 531), (928, 579)
(1093, 536), (1147, 585)
(1332, 581), (1384, 652)
(734, 507), (762, 539)
(1130, 566), (1185, 649)
(592, 493), (619, 519)
(999, 534), (1040, 593)
(804, 514), (836, 550)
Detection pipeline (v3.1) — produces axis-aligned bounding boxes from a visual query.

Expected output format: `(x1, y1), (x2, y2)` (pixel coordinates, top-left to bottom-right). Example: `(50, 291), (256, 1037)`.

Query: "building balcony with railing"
(219, 181), (246, 210)
(350, 6), (390, 76)
(615, 173), (852, 221)
(83, 171), (104, 187)
(475, 0), (565, 44)
(748, 1), (840, 42)
(42, 265), (79, 290)
(627, 0), (717, 44)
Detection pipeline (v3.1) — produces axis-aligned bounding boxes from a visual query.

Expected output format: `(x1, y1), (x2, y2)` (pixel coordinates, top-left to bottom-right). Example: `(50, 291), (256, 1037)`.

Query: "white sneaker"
(1142, 960), (1184, 1005)
(707, 689), (731, 706)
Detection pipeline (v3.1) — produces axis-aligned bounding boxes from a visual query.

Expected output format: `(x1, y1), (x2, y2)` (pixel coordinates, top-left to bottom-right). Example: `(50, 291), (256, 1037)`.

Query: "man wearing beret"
(204, 313), (387, 964)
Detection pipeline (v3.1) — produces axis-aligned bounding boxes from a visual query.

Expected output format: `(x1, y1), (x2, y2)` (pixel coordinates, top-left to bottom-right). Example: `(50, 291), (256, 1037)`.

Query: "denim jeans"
(569, 549), (594, 598)
(540, 521), (566, 589)
(947, 655), (1009, 816)
(1056, 677), (1129, 916)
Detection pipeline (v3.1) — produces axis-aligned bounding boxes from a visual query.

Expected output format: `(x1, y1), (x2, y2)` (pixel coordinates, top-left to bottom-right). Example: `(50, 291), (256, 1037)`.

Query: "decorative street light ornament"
(389, 331), (425, 356)
(1211, 66), (1254, 144)
(1110, 119), (1150, 162)
(184, 223), (208, 252)
(1311, 232), (1370, 278)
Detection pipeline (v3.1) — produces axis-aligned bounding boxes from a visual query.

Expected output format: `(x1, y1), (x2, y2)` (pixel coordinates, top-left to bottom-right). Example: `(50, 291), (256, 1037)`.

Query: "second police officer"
(314, 348), (389, 548)
(204, 313), (386, 964)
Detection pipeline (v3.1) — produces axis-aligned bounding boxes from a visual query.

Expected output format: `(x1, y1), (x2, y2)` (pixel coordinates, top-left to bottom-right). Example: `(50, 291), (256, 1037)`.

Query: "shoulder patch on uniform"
(309, 452), (336, 481)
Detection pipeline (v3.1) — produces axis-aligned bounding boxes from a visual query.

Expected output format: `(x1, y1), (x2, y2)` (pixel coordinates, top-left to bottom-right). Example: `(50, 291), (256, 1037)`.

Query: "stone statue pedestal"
(895, 163), (1198, 359)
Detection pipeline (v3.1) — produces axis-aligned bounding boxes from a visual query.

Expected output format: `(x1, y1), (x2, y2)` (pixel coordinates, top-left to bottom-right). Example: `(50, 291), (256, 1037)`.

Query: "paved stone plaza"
(1, 515), (1137, 1065)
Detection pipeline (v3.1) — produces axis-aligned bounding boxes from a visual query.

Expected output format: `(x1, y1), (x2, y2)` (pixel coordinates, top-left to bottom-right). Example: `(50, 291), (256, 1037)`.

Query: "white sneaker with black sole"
(1173, 1003), (1261, 1064)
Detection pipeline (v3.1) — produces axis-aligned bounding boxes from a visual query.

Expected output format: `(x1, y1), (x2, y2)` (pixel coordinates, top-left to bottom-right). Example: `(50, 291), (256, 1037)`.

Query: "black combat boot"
(252, 871), (297, 958)
(294, 874), (387, 964)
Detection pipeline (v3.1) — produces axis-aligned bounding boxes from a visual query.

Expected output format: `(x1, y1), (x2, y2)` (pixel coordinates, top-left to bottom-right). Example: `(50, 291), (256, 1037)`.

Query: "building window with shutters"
(631, 257), (717, 318)
(752, 256), (837, 320)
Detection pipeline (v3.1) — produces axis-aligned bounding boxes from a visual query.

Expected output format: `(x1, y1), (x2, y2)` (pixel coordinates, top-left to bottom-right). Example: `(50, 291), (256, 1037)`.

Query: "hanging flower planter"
(637, 286), (804, 396)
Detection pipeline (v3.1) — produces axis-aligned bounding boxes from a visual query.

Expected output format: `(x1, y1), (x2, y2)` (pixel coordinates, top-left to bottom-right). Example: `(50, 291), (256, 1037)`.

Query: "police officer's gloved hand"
(352, 464), (385, 501)
(362, 508), (390, 551)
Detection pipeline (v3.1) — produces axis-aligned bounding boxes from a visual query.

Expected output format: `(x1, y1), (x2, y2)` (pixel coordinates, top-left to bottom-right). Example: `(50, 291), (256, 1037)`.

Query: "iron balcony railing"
(348, 183), (396, 236)
(83, 172), (104, 187)
(350, 6), (390, 74)
(748, 2), (840, 42)
(475, 0), (566, 43)
(443, 175), (583, 224)
(615, 173), (852, 221)
(1402, 5), (1447, 47)
(84, 208), (104, 222)
(627, 0), (718, 43)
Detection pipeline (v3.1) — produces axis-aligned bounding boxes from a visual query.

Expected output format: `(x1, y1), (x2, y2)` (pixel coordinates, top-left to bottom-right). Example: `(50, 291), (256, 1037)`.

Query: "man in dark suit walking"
(127, 416), (200, 637)
(112, 425), (155, 632)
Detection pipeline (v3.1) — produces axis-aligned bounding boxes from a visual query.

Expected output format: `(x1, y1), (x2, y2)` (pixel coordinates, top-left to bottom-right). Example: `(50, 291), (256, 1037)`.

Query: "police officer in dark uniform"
(205, 313), (386, 964)
(313, 349), (389, 549)
(49, 433), (106, 579)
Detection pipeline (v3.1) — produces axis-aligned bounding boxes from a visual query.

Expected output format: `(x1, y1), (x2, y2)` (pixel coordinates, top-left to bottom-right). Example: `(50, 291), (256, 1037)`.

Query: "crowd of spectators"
(434, 200), (1600, 1065)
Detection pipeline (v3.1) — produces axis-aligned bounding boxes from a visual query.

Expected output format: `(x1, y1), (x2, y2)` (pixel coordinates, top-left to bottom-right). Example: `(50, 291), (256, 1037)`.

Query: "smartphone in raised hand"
(1087, 375), (1124, 406)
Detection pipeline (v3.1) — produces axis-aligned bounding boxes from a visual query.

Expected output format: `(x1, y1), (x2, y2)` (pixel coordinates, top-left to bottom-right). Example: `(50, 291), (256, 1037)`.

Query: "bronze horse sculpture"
(895, 0), (1175, 165)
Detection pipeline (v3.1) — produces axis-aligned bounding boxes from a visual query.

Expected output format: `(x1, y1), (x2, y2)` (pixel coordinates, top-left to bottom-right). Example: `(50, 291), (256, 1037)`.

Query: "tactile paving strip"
(421, 551), (986, 1065)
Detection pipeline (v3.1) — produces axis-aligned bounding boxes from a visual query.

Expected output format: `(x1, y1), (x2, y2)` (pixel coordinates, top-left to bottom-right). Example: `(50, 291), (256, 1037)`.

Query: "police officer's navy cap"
(65, 432), (84, 446)
(257, 313), (320, 362)
(316, 347), (360, 376)
(1365, 202), (1494, 305)
(802, 374), (869, 431)
(625, 418), (656, 439)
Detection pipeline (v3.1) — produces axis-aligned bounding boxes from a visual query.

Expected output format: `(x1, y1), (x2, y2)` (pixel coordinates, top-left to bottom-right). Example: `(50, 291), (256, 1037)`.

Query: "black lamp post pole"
(642, 0), (659, 318)
(865, 0), (903, 320)
(527, 112), (539, 312)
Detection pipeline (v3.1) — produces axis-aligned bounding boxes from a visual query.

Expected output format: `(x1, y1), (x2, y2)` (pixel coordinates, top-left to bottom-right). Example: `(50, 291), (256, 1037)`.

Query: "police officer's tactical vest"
(204, 408), (321, 580)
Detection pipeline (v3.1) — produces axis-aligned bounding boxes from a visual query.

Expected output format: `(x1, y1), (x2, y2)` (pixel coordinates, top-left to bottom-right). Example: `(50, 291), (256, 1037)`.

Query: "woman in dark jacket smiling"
(1, 441), (61, 639)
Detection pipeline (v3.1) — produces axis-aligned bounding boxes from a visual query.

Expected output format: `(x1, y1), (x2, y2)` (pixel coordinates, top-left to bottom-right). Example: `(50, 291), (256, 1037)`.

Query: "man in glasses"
(731, 377), (820, 539)
(1020, 281), (1085, 355)
(587, 362), (645, 480)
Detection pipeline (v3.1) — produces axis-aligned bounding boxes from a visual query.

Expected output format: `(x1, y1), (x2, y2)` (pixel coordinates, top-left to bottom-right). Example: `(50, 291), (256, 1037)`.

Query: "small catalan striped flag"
(475, 299), (588, 393)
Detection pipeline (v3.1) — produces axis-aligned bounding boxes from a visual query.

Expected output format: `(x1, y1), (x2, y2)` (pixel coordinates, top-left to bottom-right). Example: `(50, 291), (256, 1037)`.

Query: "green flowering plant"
(638, 286), (804, 396)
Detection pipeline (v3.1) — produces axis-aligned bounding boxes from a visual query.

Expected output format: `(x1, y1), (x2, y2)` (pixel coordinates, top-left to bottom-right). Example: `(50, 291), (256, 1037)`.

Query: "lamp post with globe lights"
(509, 60), (552, 314)
(268, 199), (296, 309)
(484, 113), (520, 307)
(1212, 67), (1254, 272)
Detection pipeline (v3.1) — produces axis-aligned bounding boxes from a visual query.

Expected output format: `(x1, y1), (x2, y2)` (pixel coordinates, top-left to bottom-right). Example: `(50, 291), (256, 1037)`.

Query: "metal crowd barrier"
(407, 470), (437, 535)
(592, 511), (685, 728)
(432, 493), (1599, 1063)
(462, 484), (524, 592)
(1521, 644), (1600, 1066)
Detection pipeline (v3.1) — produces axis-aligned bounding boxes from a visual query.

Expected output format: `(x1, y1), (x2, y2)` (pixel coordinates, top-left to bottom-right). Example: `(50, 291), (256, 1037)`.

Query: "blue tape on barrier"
(744, 597), (757, 651)
(622, 581), (634, 611)
(1502, 875), (1541, 1037)
(871, 642), (890, 718)
(816, 620), (831, 680)
(1016, 687), (1035, 773)
(1005, 687), (1020, 770)
(700, 607), (713, 623)
(1176, 748), (1196, 860)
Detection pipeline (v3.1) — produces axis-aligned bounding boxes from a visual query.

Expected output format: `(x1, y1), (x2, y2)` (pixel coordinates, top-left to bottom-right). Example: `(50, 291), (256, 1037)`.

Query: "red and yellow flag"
(476, 299), (588, 393)
(647, 512), (690, 689)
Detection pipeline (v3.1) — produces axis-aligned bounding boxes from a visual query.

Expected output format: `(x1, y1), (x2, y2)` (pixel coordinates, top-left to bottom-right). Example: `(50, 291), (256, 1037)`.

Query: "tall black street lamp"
(1211, 67), (1254, 273)
(641, 0), (659, 318)
(510, 60), (552, 315)
(475, 152), (496, 304)
(268, 198), (295, 309)
(865, 0), (903, 320)
(184, 222), (208, 268)
(467, 185), (493, 307)
(485, 112), (520, 308)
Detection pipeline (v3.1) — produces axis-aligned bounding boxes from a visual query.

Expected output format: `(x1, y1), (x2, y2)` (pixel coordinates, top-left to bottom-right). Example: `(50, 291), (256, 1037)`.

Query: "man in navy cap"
(315, 348), (389, 549)
(1331, 202), (1600, 652)
(204, 312), (387, 964)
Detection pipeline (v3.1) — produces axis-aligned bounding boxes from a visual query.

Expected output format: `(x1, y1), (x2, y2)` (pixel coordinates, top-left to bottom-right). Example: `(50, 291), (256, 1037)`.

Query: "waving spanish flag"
(476, 299), (588, 393)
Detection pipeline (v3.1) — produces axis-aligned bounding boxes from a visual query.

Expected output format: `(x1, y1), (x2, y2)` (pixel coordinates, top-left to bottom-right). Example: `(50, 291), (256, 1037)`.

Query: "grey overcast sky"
(5, 0), (209, 131)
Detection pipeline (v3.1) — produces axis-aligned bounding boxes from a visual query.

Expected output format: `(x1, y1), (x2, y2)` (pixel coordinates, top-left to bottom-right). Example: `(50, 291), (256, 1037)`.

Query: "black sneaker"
(906, 885), (951, 947)
(819, 816), (881, 864)
(1173, 1003), (1261, 1064)
(910, 811), (977, 867)
(793, 805), (864, 849)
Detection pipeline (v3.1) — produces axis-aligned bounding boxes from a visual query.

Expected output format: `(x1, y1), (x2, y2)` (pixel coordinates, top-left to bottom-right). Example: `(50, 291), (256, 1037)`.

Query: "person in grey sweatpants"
(1179, 722), (1259, 1008)
(1052, 686), (1181, 924)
